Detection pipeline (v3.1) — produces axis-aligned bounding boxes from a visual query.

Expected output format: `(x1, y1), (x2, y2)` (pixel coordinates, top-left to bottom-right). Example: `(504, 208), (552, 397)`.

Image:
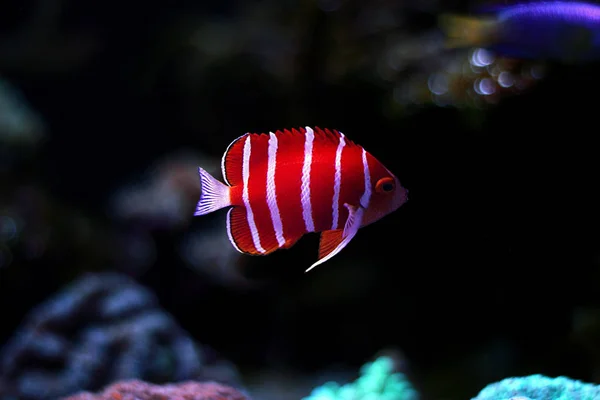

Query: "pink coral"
(63, 380), (250, 400)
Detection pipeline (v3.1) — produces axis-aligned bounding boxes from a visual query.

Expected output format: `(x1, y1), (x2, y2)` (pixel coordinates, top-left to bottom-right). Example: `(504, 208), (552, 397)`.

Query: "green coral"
(303, 356), (419, 400)
(473, 374), (600, 400)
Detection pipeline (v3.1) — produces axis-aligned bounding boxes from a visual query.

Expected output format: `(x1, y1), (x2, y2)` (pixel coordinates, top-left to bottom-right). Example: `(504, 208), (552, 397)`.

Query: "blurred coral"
(180, 221), (255, 288)
(0, 76), (45, 146)
(109, 151), (215, 232)
(303, 356), (419, 400)
(0, 272), (241, 400)
(389, 46), (546, 111)
(472, 375), (600, 400)
(318, 1), (547, 111)
(62, 380), (250, 400)
(0, 76), (45, 172)
(244, 350), (415, 400)
(108, 150), (253, 286)
(0, 183), (155, 273)
(0, 185), (55, 269)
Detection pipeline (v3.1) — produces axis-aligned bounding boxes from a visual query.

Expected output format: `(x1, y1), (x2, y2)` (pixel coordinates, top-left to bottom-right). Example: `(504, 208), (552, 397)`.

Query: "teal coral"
(303, 356), (419, 400)
(473, 374), (600, 400)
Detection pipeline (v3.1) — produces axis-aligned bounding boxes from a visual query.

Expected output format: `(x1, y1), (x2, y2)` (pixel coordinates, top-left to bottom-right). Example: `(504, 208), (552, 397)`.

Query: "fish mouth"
(401, 187), (409, 203)
(394, 183), (409, 210)
(395, 176), (408, 199)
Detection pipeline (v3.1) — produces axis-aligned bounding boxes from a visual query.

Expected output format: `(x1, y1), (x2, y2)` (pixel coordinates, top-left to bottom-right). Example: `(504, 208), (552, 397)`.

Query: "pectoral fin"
(305, 203), (364, 273)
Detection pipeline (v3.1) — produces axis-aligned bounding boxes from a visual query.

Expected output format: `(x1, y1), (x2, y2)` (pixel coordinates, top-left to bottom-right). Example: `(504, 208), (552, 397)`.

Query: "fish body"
(194, 126), (408, 272)
(440, 1), (600, 62)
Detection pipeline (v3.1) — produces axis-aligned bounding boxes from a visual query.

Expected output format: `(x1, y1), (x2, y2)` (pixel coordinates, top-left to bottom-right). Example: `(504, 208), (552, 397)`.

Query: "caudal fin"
(438, 14), (499, 48)
(194, 167), (231, 216)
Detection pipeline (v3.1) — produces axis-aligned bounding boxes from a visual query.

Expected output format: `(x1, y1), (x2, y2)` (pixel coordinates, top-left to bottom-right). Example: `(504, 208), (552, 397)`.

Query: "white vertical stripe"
(242, 136), (266, 253)
(300, 126), (315, 232)
(360, 148), (372, 209)
(331, 132), (346, 230)
(267, 132), (286, 247)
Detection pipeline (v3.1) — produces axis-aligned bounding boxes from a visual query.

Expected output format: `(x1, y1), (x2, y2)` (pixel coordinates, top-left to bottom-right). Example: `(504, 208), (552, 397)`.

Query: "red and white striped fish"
(194, 126), (408, 272)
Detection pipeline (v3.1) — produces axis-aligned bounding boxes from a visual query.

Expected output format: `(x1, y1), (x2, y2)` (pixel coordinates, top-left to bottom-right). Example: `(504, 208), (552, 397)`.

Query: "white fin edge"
(194, 167), (231, 216)
(305, 203), (364, 273)
(226, 207), (244, 253)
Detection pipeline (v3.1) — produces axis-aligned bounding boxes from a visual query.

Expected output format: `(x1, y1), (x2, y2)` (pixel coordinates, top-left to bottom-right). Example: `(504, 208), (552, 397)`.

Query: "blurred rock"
(62, 380), (250, 400)
(303, 355), (419, 400)
(0, 272), (242, 400)
(389, 46), (545, 112)
(472, 375), (600, 400)
(108, 150), (255, 287)
(0, 76), (45, 171)
(180, 221), (256, 288)
(109, 150), (215, 232)
(0, 76), (45, 146)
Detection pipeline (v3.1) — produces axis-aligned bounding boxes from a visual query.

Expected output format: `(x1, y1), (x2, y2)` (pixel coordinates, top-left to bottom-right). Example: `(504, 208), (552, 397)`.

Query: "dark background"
(1, 0), (600, 399)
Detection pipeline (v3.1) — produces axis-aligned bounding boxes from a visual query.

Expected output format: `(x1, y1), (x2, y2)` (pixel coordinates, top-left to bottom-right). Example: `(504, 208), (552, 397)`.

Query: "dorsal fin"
(220, 131), (273, 186)
(220, 126), (360, 187)
(221, 134), (247, 186)
(226, 206), (303, 255)
(268, 126), (354, 143)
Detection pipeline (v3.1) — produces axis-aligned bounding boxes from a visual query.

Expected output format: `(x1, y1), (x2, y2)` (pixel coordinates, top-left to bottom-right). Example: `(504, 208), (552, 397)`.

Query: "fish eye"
(376, 177), (395, 194)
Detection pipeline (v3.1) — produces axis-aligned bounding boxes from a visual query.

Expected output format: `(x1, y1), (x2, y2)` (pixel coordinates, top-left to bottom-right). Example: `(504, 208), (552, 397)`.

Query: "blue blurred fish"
(439, 1), (600, 62)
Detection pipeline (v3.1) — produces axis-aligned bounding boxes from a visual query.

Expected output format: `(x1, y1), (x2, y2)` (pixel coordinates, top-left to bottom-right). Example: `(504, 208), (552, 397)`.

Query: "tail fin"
(194, 167), (231, 216)
(438, 14), (499, 48)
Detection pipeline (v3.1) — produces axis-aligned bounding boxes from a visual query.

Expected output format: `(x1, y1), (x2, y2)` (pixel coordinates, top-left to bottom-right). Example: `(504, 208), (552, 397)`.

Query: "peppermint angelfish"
(194, 127), (408, 272)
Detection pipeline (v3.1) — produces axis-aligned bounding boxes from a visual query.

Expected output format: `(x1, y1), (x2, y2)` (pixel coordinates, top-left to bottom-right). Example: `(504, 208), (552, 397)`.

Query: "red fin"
(254, 126), (359, 148)
(226, 206), (262, 255)
(318, 230), (344, 260)
(222, 134), (245, 186)
(223, 133), (274, 186)
(226, 206), (303, 255)
(221, 126), (359, 186)
(313, 126), (353, 145)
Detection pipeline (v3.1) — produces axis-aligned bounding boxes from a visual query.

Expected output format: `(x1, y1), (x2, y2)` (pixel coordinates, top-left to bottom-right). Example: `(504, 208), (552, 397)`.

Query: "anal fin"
(306, 203), (364, 273)
(227, 207), (264, 255)
(227, 207), (302, 256)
